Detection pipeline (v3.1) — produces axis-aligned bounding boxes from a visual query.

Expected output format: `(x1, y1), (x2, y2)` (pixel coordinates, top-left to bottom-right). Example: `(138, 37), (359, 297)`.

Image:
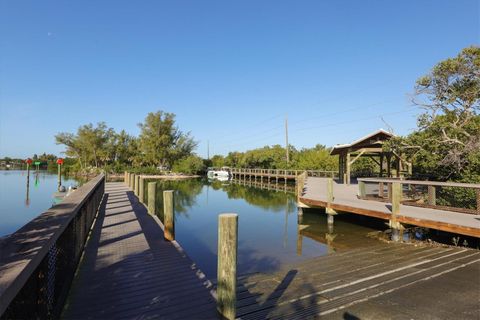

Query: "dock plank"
(62, 182), (218, 319)
(236, 243), (480, 320)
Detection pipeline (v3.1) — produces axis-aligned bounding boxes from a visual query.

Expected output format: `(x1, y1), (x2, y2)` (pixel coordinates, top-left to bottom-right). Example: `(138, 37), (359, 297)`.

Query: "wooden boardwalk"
(62, 182), (218, 319)
(235, 243), (480, 319)
(300, 177), (480, 237)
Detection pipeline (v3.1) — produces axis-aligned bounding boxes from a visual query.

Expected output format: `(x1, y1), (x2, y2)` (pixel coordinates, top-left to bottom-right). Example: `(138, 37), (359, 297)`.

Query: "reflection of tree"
(149, 179), (203, 221)
(223, 183), (296, 211)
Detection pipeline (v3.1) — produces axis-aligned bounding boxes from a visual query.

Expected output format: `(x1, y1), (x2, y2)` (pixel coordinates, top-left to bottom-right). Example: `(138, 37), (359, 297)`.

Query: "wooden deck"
(62, 182), (218, 319)
(300, 177), (480, 237)
(235, 243), (480, 319)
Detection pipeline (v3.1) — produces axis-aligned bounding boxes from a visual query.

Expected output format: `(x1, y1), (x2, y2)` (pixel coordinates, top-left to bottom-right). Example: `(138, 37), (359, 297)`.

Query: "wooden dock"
(62, 182), (218, 319)
(299, 177), (480, 238)
(231, 168), (336, 184)
(234, 243), (480, 319)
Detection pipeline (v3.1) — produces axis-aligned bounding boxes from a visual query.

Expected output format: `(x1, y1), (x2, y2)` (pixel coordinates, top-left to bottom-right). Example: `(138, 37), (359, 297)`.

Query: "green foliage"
(172, 155), (205, 174)
(293, 145), (337, 171)
(138, 111), (197, 168)
(55, 110), (199, 174)
(386, 46), (480, 182)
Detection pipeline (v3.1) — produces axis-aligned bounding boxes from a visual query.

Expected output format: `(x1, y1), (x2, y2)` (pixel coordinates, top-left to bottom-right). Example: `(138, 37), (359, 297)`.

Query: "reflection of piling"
(217, 213), (238, 320)
(163, 190), (175, 241)
(147, 182), (156, 215)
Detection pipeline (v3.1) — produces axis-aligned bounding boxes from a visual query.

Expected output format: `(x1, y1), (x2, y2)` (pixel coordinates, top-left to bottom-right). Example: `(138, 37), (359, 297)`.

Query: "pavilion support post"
(163, 190), (175, 241)
(387, 155), (392, 177)
(427, 185), (436, 206)
(379, 154), (384, 177)
(217, 213), (238, 320)
(346, 152), (351, 185)
(147, 182), (156, 215)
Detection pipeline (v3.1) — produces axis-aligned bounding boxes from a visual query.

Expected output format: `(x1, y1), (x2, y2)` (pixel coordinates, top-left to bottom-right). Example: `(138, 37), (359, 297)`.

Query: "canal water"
(0, 170), (81, 237)
(147, 178), (388, 279)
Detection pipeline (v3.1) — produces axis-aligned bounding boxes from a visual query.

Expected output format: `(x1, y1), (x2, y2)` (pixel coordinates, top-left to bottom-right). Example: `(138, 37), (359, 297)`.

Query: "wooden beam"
(349, 149), (366, 166)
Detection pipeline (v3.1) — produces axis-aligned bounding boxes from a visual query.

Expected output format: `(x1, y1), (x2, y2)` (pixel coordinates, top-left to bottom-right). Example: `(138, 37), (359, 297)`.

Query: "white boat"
(207, 167), (231, 179)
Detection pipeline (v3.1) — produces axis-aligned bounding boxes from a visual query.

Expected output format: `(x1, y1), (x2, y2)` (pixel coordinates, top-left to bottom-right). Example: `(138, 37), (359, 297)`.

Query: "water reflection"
(142, 178), (386, 278)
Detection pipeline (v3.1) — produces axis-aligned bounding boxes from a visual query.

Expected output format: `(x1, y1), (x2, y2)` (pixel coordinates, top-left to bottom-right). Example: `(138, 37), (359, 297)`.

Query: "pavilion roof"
(330, 129), (394, 155)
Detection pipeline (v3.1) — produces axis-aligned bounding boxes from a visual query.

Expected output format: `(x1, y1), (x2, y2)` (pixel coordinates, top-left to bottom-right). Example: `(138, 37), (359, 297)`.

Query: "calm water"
(148, 178), (387, 278)
(0, 170), (81, 237)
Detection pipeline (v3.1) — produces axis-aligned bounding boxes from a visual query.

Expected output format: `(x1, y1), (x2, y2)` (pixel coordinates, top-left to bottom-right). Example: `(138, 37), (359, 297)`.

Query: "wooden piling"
(124, 171), (128, 185)
(163, 190), (175, 241)
(326, 178), (336, 214)
(477, 189), (480, 215)
(392, 182), (402, 215)
(217, 213), (238, 320)
(131, 173), (136, 190)
(135, 175), (140, 196)
(427, 185), (436, 206)
(147, 182), (156, 215)
(139, 177), (145, 203)
(379, 182), (384, 198)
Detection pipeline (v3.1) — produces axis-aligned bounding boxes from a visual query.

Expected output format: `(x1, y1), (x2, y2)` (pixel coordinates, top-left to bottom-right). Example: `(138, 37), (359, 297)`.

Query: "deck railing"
(357, 177), (480, 215)
(0, 174), (105, 319)
(230, 168), (337, 179)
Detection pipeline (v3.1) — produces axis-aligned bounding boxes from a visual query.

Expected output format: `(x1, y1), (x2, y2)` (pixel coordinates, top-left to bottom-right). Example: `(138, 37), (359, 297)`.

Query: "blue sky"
(0, 0), (478, 158)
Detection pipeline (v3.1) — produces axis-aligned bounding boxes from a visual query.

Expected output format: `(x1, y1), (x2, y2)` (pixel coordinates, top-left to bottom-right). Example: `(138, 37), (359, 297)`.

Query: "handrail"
(0, 174), (105, 318)
(230, 168), (337, 178)
(357, 176), (480, 215)
(357, 177), (480, 189)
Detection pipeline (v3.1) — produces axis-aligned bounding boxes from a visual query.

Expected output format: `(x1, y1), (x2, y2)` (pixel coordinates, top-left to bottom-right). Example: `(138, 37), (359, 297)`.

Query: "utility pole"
(207, 140), (210, 160)
(285, 115), (289, 164)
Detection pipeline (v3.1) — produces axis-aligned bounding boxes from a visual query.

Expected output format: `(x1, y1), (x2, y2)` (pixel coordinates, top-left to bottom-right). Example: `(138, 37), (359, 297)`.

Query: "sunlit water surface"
(0, 170), (81, 236)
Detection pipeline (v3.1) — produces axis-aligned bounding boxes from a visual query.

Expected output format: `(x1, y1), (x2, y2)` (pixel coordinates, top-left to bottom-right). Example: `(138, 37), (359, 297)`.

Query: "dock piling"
(139, 177), (145, 203)
(163, 190), (175, 241)
(147, 182), (156, 215)
(217, 213), (238, 320)
(135, 175), (140, 196)
(326, 178), (336, 215)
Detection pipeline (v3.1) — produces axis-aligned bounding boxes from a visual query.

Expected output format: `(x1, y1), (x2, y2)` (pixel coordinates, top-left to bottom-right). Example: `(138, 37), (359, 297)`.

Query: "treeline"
(55, 111), (200, 174)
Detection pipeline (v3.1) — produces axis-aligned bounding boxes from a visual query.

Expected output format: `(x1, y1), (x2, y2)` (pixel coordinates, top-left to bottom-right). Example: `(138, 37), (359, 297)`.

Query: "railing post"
(378, 182), (384, 198)
(147, 182), (156, 215)
(427, 185), (436, 206)
(217, 213), (238, 320)
(163, 190), (175, 241)
(476, 189), (480, 215)
(139, 177), (145, 203)
(359, 181), (366, 199)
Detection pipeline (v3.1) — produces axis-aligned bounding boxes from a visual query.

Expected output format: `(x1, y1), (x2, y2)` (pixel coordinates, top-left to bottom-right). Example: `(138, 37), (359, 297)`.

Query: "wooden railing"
(230, 168), (337, 178)
(0, 174), (105, 319)
(357, 177), (480, 215)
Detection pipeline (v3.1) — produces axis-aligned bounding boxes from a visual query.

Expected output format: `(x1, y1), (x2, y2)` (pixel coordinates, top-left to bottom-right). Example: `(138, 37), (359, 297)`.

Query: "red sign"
(56, 158), (64, 165)
(25, 158), (33, 165)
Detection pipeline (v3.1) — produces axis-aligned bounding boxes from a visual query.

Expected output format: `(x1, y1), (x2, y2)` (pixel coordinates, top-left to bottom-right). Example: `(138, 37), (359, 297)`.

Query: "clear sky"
(0, 0), (478, 159)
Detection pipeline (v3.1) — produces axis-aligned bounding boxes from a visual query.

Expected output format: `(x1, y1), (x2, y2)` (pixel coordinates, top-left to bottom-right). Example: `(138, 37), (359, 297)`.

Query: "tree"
(388, 46), (480, 180)
(172, 155), (205, 174)
(138, 111), (197, 168)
